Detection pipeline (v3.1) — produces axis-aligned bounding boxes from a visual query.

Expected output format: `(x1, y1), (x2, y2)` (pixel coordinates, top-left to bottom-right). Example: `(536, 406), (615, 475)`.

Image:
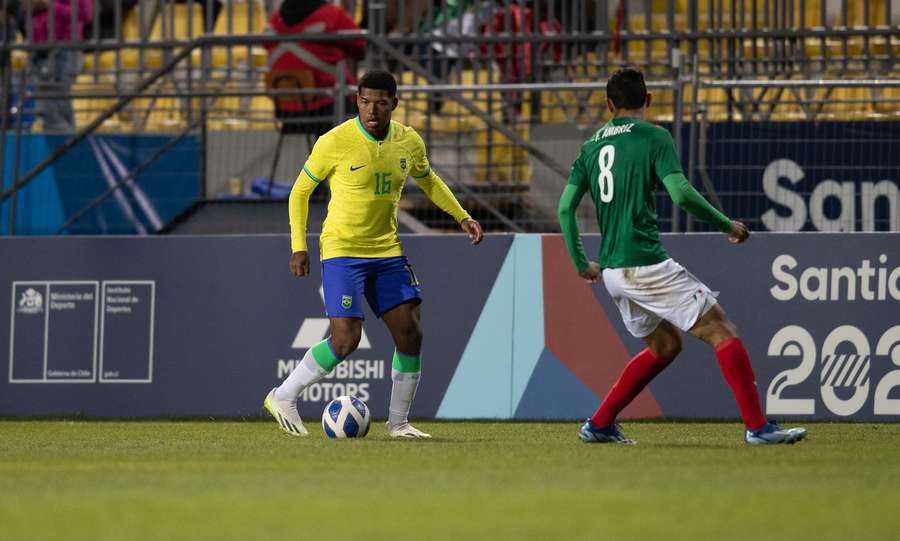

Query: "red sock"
(591, 348), (672, 427)
(715, 337), (766, 430)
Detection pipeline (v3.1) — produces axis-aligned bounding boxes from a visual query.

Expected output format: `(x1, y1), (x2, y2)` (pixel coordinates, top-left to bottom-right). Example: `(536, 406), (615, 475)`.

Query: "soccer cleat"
(578, 419), (636, 444)
(385, 421), (432, 439)
(744, 421), (806, 445)
(263, 388), (308, 437)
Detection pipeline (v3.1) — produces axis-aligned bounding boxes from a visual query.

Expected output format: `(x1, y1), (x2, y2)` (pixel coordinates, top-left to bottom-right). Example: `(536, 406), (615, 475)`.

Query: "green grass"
(1, 421), (898, 541)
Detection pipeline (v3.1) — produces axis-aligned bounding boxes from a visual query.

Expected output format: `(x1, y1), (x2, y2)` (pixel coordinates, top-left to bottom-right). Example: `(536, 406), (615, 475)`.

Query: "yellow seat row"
(82, 1), (267, 73)
(64, 74), (275, 132)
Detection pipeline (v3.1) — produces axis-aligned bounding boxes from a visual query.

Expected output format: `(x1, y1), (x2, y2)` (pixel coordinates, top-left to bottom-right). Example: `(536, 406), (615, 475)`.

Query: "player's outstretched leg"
(382, 302), (430, 438)
(264, 331), (351, 436)
(580, 321), (680, 444)
(689, 305), (807, 444)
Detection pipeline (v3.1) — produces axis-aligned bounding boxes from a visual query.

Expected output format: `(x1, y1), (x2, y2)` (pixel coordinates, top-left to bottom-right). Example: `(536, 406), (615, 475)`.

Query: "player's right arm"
(651, 127), (746, 242)
(558, 150), (600, 281)
(288, 135), (337, 277)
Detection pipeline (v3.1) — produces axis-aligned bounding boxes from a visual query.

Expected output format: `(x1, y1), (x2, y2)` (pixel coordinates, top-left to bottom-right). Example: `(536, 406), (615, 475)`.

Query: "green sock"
(311, 338), (343, 373)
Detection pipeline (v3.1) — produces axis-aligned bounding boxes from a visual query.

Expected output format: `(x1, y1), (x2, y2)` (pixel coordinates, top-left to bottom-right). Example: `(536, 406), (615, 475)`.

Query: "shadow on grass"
(640, 443), (732, 449)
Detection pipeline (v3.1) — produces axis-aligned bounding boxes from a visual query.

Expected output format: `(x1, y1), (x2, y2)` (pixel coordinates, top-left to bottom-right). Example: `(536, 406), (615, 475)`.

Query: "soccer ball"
(321, 395), (371, 438)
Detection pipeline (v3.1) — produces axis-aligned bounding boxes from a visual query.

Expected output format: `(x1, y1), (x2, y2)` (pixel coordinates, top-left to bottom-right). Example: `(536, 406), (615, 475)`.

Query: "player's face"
(357, 88), (398, 138)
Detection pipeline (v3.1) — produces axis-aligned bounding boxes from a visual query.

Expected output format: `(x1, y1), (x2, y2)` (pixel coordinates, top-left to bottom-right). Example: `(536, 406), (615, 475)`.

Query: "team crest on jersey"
(341, 295), (353, 309)
(399, 157), (407, 171)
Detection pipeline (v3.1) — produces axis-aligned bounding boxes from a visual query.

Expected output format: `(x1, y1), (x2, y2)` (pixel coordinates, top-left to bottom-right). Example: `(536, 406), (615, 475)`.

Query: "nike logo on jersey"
(350, 164), (367, 171)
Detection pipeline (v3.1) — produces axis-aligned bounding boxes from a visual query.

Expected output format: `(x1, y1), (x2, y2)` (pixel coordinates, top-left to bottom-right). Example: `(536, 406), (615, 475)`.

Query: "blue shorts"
(322, 256), (421, 319)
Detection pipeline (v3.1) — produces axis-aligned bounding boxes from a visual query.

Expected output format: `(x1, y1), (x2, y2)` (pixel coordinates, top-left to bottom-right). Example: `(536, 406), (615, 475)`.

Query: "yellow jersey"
(289, 117), (472, 260)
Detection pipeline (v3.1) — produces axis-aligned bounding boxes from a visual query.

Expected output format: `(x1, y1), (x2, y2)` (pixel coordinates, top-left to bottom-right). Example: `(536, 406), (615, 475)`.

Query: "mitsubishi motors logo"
(278, 286), (385, 403)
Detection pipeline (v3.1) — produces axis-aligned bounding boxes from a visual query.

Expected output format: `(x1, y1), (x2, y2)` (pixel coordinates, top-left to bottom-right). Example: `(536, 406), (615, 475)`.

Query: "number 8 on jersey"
(597, 145), (615, 203)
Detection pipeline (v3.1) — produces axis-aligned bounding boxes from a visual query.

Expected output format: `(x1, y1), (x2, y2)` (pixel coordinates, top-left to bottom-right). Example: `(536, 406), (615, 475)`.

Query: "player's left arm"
(661, 173), (748, 243)
(653, 128), (748, 244)
(409, 134), (483, 245)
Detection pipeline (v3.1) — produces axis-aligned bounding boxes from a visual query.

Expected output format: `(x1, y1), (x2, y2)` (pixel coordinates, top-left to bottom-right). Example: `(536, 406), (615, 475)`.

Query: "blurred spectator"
(1, 1), (19, 63)
(481, 0), (561, 83)
(337, 0), (364, 27)
(114, 0), (222, 39)
(1, 1), (20, 132)
(384, 0), (427, 34)
(96, 0), (138, 41)
(265, 0), (365, 136)
(417, 1), (494, 112)
(172, 0), (222, 33)
(27, 0), (93, 133)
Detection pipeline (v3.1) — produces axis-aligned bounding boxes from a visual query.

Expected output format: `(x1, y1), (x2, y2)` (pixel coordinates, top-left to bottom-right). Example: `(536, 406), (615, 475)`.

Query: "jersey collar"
(355, 116), (392, 142)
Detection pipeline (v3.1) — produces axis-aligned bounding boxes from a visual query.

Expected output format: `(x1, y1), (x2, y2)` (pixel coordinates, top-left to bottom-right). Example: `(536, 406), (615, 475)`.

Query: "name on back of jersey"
(601, 123), (635, 138)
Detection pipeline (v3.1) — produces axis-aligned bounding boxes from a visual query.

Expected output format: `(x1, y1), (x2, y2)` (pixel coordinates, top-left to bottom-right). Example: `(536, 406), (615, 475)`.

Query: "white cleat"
(386, 421), (432, 439)
(264, 388), (308, 437)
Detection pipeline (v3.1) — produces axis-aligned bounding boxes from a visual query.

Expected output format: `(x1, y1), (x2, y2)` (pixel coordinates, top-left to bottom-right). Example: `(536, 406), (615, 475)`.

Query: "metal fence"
(1, 0), (899, 235)
(683, 78), (900, 233)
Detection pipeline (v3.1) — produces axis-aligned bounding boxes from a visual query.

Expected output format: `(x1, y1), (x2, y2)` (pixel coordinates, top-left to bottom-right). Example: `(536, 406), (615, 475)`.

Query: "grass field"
(1, 421), (898, 541)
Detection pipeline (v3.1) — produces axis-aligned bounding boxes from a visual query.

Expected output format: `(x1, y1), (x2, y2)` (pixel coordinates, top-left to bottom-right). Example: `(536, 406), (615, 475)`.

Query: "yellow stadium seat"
(474, 125), (531, 185)
(645, 88), (676, 122)
(154, 3), (205, 40)
(85, 3), (208, 72)
(204, 80), (277, 130)
(847, 0), (888, 27)
(71, 74), (131, 131)
(540, 89), (576, 124)
(83, 8), (161, 71)
(819, 87), (875, 120)
(195, 1), (269, 71)
(398, 71), (430, 114)
(439, 68), (503, 119)
(10, 49), (27, 71)
(872, 87), (900, 117)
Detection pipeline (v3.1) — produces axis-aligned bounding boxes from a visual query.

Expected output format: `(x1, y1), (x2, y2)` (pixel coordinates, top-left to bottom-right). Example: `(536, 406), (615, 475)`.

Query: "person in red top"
(265, 0), (365, 135)
(27, 0), (94, 133)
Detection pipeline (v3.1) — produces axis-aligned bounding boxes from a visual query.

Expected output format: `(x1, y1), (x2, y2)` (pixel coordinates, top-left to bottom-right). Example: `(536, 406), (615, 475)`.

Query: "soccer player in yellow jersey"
(264, 70), (483, 438)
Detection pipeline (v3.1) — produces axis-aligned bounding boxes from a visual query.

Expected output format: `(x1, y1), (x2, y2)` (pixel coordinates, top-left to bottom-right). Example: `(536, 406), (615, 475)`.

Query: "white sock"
(388, 369), (421, 427)
(274, 351), (327, 403)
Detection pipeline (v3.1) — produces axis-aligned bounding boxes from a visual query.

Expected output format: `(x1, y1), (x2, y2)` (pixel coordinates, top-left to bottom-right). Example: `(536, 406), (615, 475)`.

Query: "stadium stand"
(1, 0), (898, 235)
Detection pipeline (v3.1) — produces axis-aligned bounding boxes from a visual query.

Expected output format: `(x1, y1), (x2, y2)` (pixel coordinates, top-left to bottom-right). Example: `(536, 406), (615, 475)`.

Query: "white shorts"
(602, 258), (718, 338)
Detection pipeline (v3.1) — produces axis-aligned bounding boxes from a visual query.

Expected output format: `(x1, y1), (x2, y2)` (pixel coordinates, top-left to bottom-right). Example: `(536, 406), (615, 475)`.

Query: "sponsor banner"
(0, 235), (510, 419)
(691, 121), (900, 233)
(0, 233), (897, 421)
(594, 233), (900, 422)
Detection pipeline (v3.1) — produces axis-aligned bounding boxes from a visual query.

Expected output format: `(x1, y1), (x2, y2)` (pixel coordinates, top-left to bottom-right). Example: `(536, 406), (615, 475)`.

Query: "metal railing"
(682, 77), (900, 233)
(1, 0), (898, 234)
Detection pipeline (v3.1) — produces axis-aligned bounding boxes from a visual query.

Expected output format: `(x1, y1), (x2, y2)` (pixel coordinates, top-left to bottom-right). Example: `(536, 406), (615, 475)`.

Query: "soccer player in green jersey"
(559, 68), (806, 445)
(264, 71), (483, 438)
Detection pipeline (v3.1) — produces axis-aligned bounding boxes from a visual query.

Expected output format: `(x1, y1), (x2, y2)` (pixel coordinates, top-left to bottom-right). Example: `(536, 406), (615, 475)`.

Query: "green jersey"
(567, 117), (683, 268)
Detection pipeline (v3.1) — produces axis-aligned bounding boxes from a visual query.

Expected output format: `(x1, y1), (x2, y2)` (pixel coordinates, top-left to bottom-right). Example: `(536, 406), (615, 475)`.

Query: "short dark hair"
(607, 68), (647, 110)
(358, 70), (397, 98)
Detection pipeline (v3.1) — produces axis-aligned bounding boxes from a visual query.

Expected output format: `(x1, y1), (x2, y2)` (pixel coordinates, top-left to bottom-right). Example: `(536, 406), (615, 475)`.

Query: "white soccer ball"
(322, 395), (371, 438)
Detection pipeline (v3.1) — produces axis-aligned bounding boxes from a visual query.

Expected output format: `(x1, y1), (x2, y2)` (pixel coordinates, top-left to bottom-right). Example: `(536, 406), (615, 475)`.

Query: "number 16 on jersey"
(597, 146), (615, 203)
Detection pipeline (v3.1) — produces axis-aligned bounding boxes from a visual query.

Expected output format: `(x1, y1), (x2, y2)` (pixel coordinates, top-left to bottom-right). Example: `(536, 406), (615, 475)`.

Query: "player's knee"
(708, 319), (738, 345)
(399, 323), (422, 353)
(330, 331), (361, 359)
(657, 339), (682, 361)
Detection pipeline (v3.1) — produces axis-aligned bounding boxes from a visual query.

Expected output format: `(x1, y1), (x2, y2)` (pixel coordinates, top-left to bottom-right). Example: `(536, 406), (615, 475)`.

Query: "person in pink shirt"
(27, 0), (93, 132)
